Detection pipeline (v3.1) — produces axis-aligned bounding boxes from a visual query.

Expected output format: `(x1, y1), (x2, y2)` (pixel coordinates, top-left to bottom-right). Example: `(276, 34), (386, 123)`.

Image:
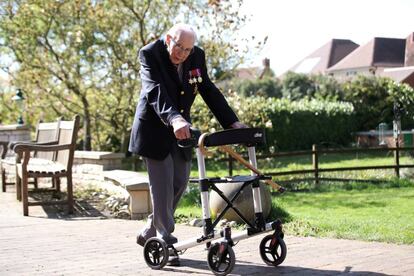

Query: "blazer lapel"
(166, 60), (181, 86)
(159, 39), (182, 86)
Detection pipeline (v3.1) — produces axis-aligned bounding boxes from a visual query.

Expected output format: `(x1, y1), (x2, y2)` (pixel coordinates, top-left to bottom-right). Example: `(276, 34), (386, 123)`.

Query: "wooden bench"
(1, 119), (61, 193)
(103, 170), (151, 220)
(13, 115), (80, 216)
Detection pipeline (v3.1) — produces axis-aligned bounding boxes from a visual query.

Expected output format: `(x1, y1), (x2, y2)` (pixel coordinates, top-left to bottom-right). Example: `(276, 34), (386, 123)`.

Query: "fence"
(223, 142), (414, 184)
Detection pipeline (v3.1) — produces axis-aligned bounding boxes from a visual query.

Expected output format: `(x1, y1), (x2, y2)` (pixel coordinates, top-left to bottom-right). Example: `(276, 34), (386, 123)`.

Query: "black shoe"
(163, 235), (178, 245)
(136, 235), (146, 247)
(167, 250), (180, 266)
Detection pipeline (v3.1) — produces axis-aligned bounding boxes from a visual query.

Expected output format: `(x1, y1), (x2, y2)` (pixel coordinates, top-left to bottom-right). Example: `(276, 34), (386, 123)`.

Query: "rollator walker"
(143, 128), (287, 275)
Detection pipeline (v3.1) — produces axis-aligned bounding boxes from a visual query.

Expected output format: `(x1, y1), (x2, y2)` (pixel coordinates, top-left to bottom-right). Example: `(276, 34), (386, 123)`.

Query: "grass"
(176, 179), (414, 244)
(177, 152), (414, 244)
(270, 181), (414, 244)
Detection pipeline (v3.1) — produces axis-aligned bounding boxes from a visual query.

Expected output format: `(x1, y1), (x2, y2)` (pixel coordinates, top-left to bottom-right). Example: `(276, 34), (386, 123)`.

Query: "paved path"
(1, 190), (413, 276)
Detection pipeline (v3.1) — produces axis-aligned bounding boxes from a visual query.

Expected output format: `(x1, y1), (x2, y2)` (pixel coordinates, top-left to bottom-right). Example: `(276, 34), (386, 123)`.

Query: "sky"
(239, 0), (414, 76)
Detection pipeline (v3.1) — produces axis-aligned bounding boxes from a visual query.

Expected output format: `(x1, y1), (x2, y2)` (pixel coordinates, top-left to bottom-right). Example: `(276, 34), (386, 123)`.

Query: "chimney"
(262, 58), (270, 68)
(405, 33), (414, 66)
(259, 58), (271, 79)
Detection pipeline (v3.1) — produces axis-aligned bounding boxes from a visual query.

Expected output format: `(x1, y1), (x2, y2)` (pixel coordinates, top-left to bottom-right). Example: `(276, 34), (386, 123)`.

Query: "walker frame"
(143, 128), (287, 275)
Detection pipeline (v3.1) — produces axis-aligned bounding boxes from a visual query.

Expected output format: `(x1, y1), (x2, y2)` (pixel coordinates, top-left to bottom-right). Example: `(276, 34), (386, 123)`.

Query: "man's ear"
(165, 34), (171, 45)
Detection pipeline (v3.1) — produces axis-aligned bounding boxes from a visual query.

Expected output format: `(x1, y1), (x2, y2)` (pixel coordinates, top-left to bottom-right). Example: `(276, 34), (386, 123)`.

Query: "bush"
(191, 93), (357, 151)
(234, 77), (283, 98)
(342, 76), (414, 130)
(342, 76), (392, 130)
(281, 72), (316, 100)
(201, 72), (414, 151)
(311, 74), (345, 101)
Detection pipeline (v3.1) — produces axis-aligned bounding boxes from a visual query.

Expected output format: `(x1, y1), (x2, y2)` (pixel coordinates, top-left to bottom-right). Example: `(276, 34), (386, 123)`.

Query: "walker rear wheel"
(207, 242), (236, 276)
(143, 237), (169, 269)
(259, 234), (286, 266)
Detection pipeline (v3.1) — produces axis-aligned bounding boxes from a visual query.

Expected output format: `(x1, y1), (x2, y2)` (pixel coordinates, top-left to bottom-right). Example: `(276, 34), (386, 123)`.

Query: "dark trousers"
(140, 144), (191, 243)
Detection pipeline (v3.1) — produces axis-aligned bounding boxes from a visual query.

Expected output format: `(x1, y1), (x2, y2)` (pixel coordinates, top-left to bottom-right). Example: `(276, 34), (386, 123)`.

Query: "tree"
(234, 77), (282, 98)
(342, 75), (414, 130)
(310, 74), (344, 101)
(281, 72), (316, 100)
(0, 0), (258, 151)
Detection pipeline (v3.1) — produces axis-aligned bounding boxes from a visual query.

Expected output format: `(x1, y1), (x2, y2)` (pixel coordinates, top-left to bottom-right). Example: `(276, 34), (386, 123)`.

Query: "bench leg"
(55, 177), (61, 192)
(66, 175), (74, 214)
(1, 167), (5, 192)
(15, 166), (22, 201)
(22, 175), (29, 216)
(33, 177), (38, 189)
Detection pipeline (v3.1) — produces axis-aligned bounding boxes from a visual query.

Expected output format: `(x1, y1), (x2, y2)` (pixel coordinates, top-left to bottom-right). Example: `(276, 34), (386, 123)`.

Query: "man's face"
(166, 32), (195, 65)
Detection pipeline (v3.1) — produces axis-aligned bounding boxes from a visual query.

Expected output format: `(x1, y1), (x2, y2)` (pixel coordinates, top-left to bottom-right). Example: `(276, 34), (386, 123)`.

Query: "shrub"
(343, 75), (414, 130)
(234, 77), (283, 98)
(281, 72), (316, 100)
(191, 93), (356, 151)
(310, 74), (345, 101)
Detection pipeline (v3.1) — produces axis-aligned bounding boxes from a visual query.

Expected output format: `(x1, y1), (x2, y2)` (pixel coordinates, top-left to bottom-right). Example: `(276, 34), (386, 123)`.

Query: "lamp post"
(12, 89), (25, 125)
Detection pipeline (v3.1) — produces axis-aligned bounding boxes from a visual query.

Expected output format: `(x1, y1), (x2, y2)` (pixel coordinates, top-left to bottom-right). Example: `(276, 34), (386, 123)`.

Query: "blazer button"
(180, 109), (184, 113)
(180, 91), (185, 95)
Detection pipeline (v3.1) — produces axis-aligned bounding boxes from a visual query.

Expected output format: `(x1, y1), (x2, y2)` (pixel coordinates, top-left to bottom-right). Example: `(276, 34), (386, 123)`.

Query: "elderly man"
(129, 23), (245, 266)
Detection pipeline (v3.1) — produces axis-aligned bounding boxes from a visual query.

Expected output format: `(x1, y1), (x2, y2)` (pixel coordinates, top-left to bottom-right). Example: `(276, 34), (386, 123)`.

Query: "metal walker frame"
(143, 128), (287, 275)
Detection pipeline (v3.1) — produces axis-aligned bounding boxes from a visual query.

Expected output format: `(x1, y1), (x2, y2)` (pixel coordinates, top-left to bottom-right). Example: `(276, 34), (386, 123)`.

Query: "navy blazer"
(129, 38), (238, 160)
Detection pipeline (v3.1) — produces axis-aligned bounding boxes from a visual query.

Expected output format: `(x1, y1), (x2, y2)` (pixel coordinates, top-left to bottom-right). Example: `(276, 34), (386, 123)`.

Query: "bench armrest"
(10, 140), (58, 150)
(14, 143), (74, 154)
(14, 143), (75, 166)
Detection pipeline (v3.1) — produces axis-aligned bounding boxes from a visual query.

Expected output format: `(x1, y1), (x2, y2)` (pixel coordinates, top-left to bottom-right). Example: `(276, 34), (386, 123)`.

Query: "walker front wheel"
(259, 234), (287, 266)
(207, 242), (236, 276)
(143, 237), (169, 269)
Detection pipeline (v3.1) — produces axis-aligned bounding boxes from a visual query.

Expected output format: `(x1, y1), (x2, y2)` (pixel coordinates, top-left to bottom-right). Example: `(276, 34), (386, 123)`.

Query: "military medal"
(189, 69), (202, 83)
(188, 68), (202, 94)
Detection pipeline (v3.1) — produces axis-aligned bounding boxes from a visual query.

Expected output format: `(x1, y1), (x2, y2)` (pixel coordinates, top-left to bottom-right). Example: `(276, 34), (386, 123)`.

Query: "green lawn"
(178, 152), (414, 245)
(176, 184), (414, 244)
(271, 186), (414, 244)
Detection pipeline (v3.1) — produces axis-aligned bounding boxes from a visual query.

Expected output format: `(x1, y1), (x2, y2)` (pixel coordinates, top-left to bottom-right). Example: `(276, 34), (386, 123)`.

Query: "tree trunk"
(81, 96), (92, 151)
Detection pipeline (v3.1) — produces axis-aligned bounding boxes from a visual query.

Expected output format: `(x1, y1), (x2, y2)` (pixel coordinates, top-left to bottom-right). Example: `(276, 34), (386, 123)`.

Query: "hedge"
(191, 93), (357, 151)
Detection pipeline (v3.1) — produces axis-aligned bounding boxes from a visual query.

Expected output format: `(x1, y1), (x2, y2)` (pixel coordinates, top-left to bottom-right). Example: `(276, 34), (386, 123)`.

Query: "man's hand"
(171, 116), (191, 140)
(230, 121), (248, 129)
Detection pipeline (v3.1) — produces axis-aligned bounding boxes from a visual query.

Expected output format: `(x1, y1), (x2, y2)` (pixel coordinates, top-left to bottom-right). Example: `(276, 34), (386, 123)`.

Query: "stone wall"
(73, 150), (124, 173)
(72, 151), (126, 195)
(0, 124), (31, 157)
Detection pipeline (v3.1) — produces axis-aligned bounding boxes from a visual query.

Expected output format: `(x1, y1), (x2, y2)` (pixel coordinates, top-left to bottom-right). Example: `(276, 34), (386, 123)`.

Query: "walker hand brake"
(177, 127), (201, 148)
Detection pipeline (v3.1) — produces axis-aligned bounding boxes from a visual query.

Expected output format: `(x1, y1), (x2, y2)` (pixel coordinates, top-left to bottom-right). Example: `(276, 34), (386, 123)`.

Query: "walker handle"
(177, 127), (201, 148)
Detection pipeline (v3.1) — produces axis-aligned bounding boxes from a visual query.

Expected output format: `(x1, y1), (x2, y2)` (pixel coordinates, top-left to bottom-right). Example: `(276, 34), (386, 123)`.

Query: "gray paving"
(1, 190), (413, 276)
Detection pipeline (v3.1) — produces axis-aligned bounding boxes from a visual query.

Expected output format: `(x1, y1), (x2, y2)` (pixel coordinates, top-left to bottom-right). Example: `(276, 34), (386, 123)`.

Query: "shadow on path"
(166, 258), (392, 275)
(27, 190), (108, 220)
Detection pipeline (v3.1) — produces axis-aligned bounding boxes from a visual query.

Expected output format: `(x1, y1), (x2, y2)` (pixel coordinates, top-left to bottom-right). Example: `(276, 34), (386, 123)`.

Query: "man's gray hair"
(166, 23), (197, 42)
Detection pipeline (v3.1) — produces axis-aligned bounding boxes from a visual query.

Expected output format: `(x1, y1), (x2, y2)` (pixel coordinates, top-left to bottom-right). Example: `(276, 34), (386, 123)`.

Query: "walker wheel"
(207, 242), (236, 276)
(143, 237), (169, 269)
(259, 234), (287, 266)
